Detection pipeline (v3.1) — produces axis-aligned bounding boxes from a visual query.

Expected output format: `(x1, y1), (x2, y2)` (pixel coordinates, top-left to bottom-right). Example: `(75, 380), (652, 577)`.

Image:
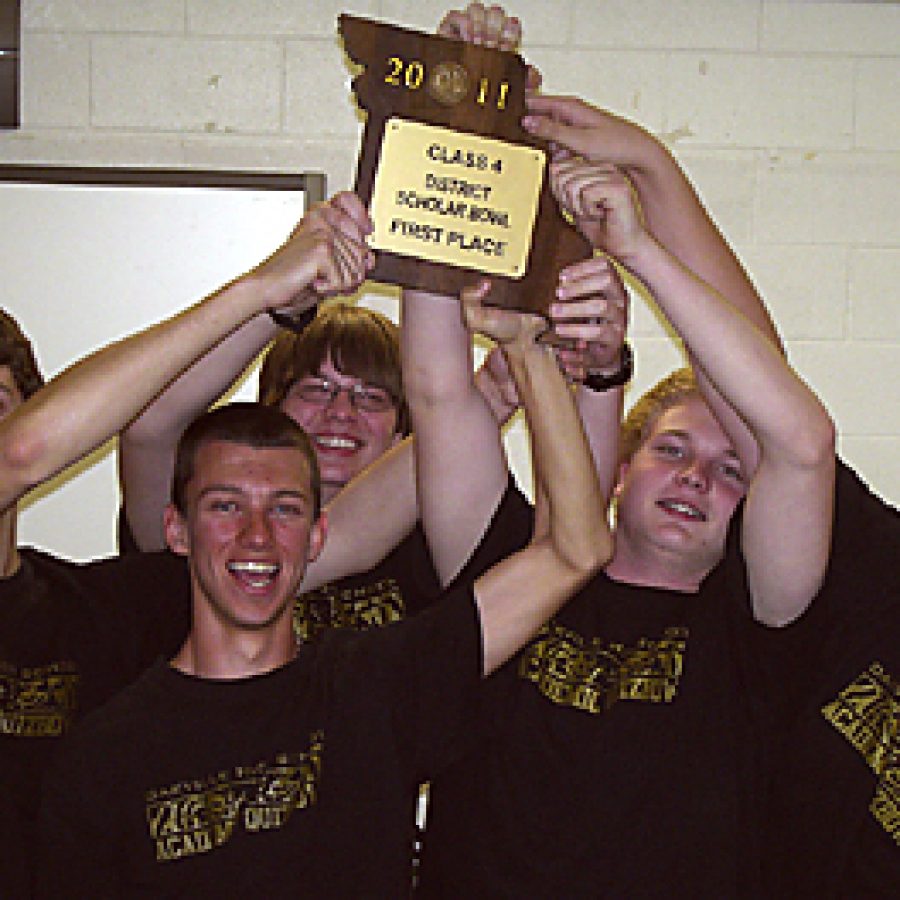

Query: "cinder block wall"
(2, 0), (898, 505)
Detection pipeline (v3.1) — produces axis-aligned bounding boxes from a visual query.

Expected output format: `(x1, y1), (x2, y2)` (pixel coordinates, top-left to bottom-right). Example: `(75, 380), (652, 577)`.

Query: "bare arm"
(526, 95), (780, 471)
(550, 254), (630, 503)
(571, 166), (835, 625)
(0, 193), (374, 516)
(119, 193), (373, 550)
(402, 285), (510, 586)
(119, 315), (277, 549)
(296, 433), (418, 590)
(461, 296), (611, 676)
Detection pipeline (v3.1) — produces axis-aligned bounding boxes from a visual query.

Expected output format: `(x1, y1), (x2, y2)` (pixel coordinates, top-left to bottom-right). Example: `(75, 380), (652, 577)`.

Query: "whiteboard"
(0, 167), (324, 561)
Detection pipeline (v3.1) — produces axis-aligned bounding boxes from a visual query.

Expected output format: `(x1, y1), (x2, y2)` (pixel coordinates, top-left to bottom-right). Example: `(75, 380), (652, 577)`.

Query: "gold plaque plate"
(369, 117), (545, 279)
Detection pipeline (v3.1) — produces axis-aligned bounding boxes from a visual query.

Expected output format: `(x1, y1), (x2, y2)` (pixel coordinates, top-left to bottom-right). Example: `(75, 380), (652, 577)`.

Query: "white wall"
(1, 0), (897, 559)
(1, 177), (312, 559)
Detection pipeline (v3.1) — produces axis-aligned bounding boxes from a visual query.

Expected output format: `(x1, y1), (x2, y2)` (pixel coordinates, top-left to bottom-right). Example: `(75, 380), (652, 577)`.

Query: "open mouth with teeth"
(657, 499), (707, 522)
(227, 560), (281, 589)
(313, 434), (361, 453)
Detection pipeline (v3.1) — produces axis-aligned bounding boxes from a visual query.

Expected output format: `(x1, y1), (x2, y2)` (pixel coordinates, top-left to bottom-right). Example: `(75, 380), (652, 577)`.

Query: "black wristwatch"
(583, 343), (633, 392)
(269, 305), (317, 333)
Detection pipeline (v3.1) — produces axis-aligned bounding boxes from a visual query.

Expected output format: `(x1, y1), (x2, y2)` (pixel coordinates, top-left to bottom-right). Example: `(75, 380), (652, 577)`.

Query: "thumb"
(522, 116), (595, 160)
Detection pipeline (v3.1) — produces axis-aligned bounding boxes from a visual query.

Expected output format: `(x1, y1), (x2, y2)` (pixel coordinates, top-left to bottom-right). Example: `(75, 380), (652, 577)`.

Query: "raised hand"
(549, 255), (629, 383)
(550, 160), (647, 261)
(438, 4), (541, 90)
(252, 192), (374, 318)
(522, 94), (653, 168)
(461, 279), (547, 349)
(438, 3), (522, 50)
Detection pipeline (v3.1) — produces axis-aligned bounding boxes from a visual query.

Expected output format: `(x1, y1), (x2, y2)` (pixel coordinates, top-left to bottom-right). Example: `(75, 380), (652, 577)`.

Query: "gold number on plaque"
(385, 57), (425, 91)
(385, 57), (404, 86)
(405, 61), (424, 89)
(475, 78), (511, 110)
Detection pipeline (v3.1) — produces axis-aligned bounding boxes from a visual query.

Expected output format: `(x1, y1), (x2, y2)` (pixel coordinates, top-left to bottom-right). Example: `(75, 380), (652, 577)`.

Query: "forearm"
(505, 341), (610, 573)
(474, 342), (610, 677)
(124, 313), (275, 445)
(402, 289), (475, 408)
(402, 288), (509, 585)
(0, 279), (264, 510)
(119, 312), (276, 549)
(575, 383), (624, 503)
(299, 435), (419, 588)
(616, 133), (782, 351)
(623, 234), (831, 463)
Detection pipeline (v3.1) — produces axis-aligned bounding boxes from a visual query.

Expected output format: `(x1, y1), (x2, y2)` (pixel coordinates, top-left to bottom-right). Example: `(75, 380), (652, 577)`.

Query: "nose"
(240, 507), (274, 547)
(324, 385), (355, 418)
(678, 461), (709, 491)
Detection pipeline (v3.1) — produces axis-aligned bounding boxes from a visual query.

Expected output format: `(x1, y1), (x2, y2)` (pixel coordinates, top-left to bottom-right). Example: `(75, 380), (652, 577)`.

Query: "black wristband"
(269, 305), (317, 334)
(583, 343), (633, 392)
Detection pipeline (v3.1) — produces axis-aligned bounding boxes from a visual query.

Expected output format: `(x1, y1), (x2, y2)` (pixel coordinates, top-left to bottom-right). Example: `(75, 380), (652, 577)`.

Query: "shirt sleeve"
(321, 582), (484, 784)
(449, 474), (534, 589)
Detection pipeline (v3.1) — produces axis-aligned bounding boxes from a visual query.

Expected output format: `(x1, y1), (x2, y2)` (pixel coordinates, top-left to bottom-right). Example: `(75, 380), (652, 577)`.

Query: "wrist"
(474, 368), (517, 425)
(268, 305), (317, 334)
(583, 342), (633, 392)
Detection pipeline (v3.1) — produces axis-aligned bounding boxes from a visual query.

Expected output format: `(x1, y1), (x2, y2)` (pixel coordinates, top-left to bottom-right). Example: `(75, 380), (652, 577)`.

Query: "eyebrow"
(657, 428), (741, 462)
(196, 485), (310, 502)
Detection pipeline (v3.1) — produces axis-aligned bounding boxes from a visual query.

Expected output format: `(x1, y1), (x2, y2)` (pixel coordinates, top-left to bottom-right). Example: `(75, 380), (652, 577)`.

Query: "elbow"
(123, 404), (172, 446)
(789, 404), (836, 472)
(403, 361), (469, 413)
(559, 528), (613, 584)
(0, 426), (50, 495)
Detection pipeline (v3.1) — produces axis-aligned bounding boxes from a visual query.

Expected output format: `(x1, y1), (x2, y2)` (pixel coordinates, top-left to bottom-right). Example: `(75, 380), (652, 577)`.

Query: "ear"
(307, 510), (327, 564)
(163, 504), (190, 557)
(389, 430), (404, 449)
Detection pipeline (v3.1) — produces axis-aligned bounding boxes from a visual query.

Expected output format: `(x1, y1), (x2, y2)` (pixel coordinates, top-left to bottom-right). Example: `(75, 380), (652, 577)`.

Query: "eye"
(354, 386), (393, 413)
(293, 380), (333, 403)
(271, 501), (305, 518)
(655, 441), (684, 459)
(208, 498), (239, 513)
(719, 461), (745, 483)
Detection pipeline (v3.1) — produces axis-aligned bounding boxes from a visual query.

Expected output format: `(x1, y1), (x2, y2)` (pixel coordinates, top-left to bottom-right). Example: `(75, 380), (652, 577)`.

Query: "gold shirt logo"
(145, 730), (324, 862)
(822, 662), (900, 844)
(293, 579), (406, 644)
(519, 622), (688, 714)
(0, 660), (79, 737)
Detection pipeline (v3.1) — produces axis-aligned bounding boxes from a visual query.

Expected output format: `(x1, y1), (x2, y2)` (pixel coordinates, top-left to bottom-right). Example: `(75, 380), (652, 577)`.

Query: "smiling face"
(165, 440), (325, 635)
(279, 356), (401, 504)
(612, 396), (746, 585)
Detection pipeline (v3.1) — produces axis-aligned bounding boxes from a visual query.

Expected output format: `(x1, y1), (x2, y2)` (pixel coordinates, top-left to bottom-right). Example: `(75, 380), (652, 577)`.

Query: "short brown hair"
(258, 303), (409, 435)
(171, 403), (321, 519)
(620, 367), (699, 465)
(0, 310), (44, 400)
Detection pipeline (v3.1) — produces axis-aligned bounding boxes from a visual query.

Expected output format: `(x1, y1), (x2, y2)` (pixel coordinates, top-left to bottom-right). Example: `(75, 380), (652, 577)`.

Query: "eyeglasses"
(288, 378), (396, 413)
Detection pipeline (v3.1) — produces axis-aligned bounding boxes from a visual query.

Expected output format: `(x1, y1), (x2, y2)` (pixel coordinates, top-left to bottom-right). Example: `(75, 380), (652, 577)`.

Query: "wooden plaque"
(339, 14), (591, 313)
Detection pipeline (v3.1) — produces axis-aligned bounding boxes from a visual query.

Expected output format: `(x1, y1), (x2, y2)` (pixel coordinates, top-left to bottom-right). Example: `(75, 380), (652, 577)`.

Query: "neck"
(605, 528), (713, 593)
(172, 614), (296, 680)
(0, 507), (20, 578)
